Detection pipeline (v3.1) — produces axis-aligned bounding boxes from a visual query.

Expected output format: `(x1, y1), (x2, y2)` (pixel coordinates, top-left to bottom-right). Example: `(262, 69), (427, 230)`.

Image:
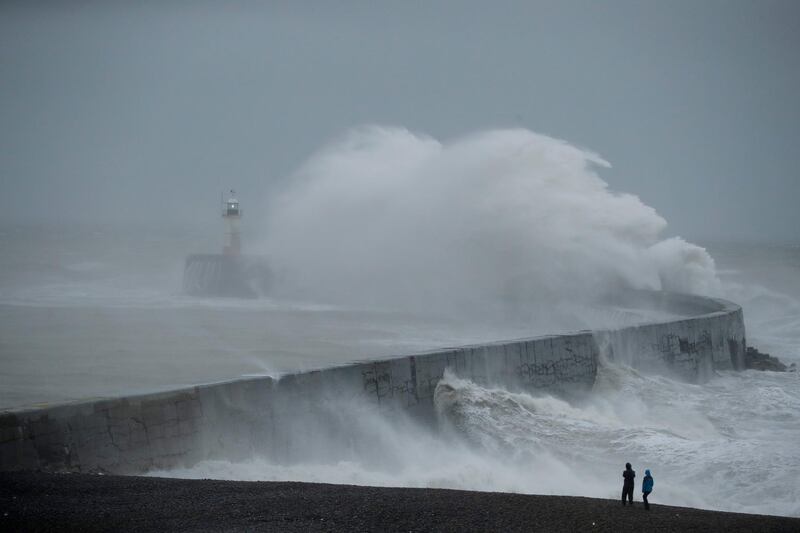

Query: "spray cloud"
(259, 127), (720, 319)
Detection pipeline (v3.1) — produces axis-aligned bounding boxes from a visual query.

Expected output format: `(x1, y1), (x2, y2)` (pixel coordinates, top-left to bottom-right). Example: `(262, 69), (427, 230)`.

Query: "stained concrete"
(0, 291), (746, 474)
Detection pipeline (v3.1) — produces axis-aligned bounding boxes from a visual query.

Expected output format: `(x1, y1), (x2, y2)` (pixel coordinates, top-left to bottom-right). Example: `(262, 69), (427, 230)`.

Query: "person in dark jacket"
(642, 469), (654, 510)
(621, 463), (635, 505)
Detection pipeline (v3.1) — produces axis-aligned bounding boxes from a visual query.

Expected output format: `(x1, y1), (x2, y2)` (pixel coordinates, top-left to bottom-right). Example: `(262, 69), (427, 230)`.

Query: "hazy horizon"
(1, 1), (798, 243)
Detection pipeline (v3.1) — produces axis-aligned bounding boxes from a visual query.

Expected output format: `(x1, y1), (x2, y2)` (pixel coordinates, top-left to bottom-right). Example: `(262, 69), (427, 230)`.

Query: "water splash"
(153, 363), (800, 517)
(258, 127), (721, 318)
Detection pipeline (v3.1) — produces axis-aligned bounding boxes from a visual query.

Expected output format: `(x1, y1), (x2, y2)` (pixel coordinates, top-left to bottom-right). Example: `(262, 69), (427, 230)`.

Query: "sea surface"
(1, 224), (798, 517)
(0, 223), (682, 408)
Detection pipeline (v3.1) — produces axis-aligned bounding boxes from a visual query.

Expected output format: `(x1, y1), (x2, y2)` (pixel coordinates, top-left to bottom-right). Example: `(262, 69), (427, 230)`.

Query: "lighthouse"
(222, 191), (242, 256)
(183, 190), (270, 298)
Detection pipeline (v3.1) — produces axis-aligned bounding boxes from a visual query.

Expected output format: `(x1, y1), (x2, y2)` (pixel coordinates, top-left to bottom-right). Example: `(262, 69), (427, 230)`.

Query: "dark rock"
(745, 347), (788, 372)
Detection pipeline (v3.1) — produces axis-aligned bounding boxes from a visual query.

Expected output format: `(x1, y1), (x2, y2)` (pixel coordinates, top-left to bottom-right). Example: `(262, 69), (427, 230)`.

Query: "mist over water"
(259, 127), (721, 320)
(1, 127), (798, 516)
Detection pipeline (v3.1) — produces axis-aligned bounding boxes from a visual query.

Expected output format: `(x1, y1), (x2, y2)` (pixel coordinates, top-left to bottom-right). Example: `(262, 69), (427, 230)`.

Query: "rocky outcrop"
(745, 346), (793, 372)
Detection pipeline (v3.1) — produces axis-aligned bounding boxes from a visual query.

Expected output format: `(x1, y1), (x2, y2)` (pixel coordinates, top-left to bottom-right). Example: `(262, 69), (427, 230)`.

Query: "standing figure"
(642, 469), (654, 510)
(622, 462), (636, 505)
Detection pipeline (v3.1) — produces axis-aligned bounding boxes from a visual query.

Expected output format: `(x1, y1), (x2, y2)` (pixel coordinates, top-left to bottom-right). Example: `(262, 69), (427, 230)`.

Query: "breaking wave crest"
(259, 127), (721, 318)
(154, 362), (800, 517)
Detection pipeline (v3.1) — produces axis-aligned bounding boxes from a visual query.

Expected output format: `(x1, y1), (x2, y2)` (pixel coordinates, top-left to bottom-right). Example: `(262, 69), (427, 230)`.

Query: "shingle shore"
(1, 471), (797, 532)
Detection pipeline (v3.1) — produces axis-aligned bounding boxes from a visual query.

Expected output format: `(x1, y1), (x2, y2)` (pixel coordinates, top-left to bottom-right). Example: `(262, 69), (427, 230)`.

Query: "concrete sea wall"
(0, 291), (745, 474)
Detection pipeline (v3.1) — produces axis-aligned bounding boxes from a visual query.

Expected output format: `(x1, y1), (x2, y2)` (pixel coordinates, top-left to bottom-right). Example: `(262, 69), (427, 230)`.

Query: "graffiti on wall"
(361, 361), (419, 405)
(516, 337), (597, 389)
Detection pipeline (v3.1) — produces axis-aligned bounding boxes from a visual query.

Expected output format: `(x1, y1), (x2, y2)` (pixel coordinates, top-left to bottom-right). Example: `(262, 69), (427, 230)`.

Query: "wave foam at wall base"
(154, 365), (800, 518)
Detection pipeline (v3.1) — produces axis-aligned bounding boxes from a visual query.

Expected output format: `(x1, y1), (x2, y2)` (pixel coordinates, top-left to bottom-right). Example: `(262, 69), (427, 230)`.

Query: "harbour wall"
(0, 291), (745, 474)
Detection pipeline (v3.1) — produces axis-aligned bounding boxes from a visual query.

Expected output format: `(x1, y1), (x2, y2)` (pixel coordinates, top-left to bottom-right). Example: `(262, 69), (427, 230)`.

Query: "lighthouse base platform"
(183, 254), (270, 298)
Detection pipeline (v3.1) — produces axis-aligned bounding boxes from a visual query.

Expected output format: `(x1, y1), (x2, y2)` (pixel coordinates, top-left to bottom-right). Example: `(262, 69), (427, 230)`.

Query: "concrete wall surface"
(0, 291), (746, 474)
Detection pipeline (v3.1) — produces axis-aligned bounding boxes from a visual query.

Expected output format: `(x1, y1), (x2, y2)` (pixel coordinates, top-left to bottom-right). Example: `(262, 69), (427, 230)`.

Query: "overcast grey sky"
(1, 0), (798, 242)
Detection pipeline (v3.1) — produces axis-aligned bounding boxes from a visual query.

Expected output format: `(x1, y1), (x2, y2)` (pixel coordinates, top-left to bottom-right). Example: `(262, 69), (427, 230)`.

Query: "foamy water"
(155, 359), (800, 517)
(153, 287), (800, 517)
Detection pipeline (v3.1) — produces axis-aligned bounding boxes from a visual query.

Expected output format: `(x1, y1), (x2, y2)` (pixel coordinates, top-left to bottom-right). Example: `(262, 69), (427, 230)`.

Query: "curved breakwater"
(0, 291), (745, 475)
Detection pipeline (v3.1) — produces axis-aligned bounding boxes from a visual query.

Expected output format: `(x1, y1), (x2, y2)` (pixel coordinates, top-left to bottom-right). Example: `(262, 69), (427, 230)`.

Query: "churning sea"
(1, 224), (798, 517)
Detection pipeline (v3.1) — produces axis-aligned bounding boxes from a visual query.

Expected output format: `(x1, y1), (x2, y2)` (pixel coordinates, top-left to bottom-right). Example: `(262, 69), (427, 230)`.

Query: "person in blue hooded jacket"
(642, 469), (654, 510)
